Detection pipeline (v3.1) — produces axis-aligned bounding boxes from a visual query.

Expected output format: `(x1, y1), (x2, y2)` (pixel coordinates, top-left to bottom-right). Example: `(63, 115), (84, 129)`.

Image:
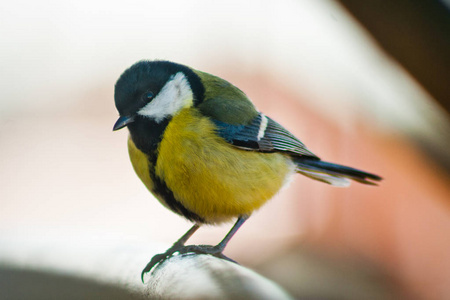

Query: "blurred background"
(1, 0), (449, 299)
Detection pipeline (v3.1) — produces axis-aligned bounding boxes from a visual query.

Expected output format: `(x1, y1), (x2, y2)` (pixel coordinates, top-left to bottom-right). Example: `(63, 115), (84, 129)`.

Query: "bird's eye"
(143, 91), (154, 101)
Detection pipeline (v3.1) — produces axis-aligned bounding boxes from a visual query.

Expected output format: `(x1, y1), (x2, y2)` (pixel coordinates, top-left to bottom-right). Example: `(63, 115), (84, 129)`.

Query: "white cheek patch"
(138, 72), (194, 123)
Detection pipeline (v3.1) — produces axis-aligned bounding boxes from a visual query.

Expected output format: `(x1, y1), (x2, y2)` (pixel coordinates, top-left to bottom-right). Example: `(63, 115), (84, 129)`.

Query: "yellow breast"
(154, 108), (294, 223)
(128, 137), (154, 190)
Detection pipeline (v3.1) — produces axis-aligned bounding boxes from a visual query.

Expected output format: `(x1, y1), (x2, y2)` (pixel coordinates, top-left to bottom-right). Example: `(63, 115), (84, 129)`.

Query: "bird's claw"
(177, 244), (238, 264)
(141, 244), (238, 282)
(141, 245), (180, 282)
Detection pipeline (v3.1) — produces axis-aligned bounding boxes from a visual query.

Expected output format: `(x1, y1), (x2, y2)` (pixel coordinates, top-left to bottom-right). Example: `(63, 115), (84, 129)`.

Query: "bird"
(112, 60), (382, 280)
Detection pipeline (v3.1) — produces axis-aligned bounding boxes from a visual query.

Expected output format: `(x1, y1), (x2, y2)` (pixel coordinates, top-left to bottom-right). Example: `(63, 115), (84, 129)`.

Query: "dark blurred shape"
(0, 267), (145, 300)
(256, 246), (404, 300)
(337, 0), (450, 114)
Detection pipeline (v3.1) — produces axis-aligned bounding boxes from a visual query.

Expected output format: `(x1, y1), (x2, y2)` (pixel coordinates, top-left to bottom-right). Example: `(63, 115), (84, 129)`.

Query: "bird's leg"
(141, 216), (249, 281)
(141, 223), (200, 281)
(177, 215), (249, 263)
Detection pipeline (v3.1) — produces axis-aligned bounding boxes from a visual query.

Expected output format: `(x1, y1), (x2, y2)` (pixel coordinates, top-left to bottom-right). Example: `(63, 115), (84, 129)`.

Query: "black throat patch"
(128, 117), (169, 156)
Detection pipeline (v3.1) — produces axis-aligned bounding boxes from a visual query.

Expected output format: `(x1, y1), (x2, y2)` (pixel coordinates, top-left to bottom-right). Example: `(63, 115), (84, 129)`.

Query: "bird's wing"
(212, 113), (319, 158)
(194, 70), (317, 158)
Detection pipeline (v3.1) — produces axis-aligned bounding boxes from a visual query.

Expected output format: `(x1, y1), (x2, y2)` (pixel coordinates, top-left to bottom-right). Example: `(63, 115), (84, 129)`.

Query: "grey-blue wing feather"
(213, 113), (318, 158)
(212, 113), (382, 186)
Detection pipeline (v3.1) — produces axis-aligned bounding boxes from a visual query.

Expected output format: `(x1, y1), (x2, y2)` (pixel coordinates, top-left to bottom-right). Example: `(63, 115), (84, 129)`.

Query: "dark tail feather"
(294, 158), (382, 187)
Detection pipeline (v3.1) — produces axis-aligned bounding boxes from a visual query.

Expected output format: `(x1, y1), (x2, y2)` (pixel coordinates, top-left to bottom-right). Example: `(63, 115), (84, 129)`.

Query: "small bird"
(113, 60), (381, 280)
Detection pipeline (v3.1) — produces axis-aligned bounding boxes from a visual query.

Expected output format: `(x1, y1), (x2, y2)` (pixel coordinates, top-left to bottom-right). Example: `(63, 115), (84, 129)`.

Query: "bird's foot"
(177, 244), (238, 264)
(141, 244), (237, 282)
(141, 217), (247, 282)
(141, 242), (184, 281)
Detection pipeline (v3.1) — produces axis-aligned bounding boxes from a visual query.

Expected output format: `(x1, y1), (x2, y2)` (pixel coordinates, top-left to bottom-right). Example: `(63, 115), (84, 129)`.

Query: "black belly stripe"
(146, 141), (205, 223)
(129, 117), (205, 223)
(152, 175), (205, 223)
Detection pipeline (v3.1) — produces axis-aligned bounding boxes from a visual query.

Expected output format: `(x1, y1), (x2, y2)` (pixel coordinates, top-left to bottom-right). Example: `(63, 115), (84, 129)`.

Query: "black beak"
(113, 115), (135, 131)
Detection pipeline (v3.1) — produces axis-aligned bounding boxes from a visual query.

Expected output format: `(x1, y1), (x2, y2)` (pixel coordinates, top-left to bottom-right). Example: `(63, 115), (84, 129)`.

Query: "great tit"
(113, 60), (381, 280)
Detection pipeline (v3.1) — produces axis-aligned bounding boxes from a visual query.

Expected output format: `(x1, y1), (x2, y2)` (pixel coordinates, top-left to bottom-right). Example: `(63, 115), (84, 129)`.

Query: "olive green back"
(194, 70), (258, 125)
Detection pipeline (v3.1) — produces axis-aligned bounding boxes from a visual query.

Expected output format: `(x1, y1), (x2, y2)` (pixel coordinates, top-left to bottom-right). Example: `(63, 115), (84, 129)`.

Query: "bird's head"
(113, 60), (204, 131)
